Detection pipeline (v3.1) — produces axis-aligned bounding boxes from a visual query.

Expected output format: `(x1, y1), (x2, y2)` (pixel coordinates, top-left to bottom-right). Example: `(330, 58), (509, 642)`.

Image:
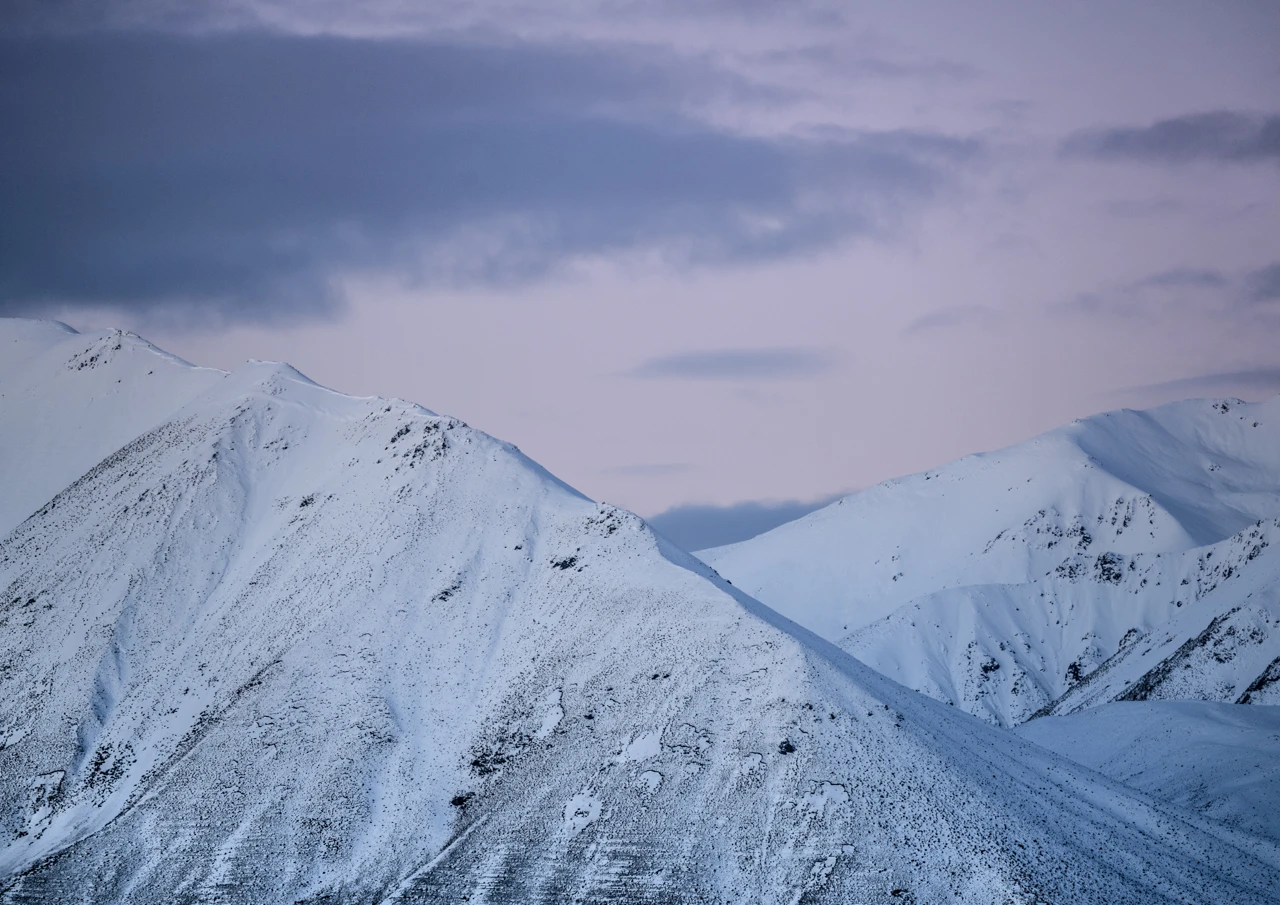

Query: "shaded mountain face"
(701, 398), (1280, 727)
(1015, 701), (1280, 845)
(842, 518), (1280, 726)
(2, 319), (1279, 903)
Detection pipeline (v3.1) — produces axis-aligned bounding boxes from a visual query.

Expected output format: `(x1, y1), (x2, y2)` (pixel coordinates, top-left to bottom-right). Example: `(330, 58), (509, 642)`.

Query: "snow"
(700, 397), (1280, 636)
(618, 730), (662, 762)
(2, 317), (1279, 903)
(838, 519), (1280, 726)
(797, 782), (849, 818)
(1041, 525), (1280, 717)
(1017, 701), (1280, 844)
(702, 396), (1280, 727)
(562, 791), (604, 835)
(0, 320), (224, 536)
(533, 689), (564, 740)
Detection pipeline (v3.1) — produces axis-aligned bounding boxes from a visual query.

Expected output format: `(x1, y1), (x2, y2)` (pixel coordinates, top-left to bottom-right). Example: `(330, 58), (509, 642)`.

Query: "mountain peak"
(3, 319), (1278, 903)
(703, 394), (1280, 730)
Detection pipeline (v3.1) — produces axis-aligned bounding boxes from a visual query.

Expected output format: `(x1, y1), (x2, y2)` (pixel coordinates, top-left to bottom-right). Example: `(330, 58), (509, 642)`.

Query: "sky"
(2, 1), (1278, 549)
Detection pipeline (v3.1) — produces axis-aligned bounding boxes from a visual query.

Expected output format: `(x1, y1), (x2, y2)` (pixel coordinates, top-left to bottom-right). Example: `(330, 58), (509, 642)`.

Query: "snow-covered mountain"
(3, 318), (1278, 903)
(701, 398), (1280, 726)
(842, 518), (1280, 725)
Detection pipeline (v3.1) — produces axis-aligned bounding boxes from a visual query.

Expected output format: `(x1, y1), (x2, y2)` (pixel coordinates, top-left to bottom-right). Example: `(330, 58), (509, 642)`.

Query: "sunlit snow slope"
(701, 399), (1280, 726)
(2, 319), (1279, 903)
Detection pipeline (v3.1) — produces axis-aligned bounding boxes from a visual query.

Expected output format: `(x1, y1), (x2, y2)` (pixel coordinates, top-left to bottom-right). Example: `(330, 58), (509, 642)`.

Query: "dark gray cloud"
(1128, 368), (1280, 398)
(0, 31), (977, 325)
(902, 304), (997, 336)
(645, 492), (846, 551)
(1063, 110), (1280, 165)
(627, 347), (838, 380)
(1247, 262), (1280, 303)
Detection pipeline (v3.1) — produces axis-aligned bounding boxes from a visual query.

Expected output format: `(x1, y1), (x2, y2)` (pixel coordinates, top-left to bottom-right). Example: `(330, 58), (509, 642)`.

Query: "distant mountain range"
(2, 318), (1277, 903)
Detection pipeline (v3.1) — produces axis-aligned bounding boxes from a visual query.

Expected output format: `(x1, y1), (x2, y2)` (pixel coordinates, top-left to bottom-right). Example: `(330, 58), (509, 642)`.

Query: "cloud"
(0, 31), (978, 326)
(1247, 262), (1280, 303)
(757, 43), (978, 82)
(1127, 268), (1227, 291)
(645, 492), (846, 551)
(1055, 265), (1234, 320)
(902, 304), (997, 336)
(626, 347), (838, 380)
(1104, 197), (1184, 218)
(0, 0), (849, 38)
(1063, 110), (1280, 165)
(1127, 368), (1280, 398)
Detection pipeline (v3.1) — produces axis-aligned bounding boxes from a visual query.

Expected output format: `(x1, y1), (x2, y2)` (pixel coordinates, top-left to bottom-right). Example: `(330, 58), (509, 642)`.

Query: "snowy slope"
(701, 398), (1280, 726)
(1036, 523), (1280, 717)
(700, 397), (1280, 639)
(2, 320), (1278, 903)
(0, 319), (224, 536)
(1017, 702), (1280, 844)
(843, 520), (1280, 726)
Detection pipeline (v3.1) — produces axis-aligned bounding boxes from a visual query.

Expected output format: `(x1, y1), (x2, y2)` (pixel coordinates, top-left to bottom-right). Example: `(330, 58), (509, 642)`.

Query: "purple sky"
(3, 1), (1278, 546)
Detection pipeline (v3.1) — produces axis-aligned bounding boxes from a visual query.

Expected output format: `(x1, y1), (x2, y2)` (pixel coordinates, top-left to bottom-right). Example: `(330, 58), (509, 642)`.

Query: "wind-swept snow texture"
(2, 318), (1279, 903)
(1016, 701), (1280, 846)
(702, 398), (1280, 726)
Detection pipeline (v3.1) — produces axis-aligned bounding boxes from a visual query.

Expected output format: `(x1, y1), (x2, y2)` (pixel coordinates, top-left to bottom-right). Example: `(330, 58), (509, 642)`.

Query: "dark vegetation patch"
(433, 580), (462, 603)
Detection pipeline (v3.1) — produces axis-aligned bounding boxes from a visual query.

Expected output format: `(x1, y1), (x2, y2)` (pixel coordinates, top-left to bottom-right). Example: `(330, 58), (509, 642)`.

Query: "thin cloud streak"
(1247, 263), (1280, 303)
(902, 305), (997, 336)
(1128, 268), (1227, 291)
(627, 347), (838, 380)
(755, 43), (978, 82)
(1063, 110), (1280, 165)
(1053, 262), (1266, 322)
(1104, 198), (1185, 218)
